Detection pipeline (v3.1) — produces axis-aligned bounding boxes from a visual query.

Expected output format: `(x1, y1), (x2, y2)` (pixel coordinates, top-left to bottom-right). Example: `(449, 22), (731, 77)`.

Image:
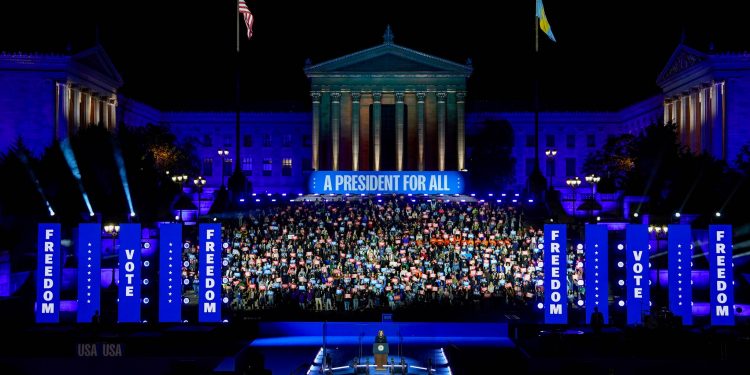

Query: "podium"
(373, 343), (389, 370)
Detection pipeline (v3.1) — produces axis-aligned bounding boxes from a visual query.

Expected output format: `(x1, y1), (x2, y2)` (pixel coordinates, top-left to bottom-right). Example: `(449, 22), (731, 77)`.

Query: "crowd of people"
(181, 195), (586, 314)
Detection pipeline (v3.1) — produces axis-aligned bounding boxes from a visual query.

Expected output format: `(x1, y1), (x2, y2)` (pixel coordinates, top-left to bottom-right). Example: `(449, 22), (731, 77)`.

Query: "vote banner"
(77, 224), (101, 323)
(308, 171), (465, 195)
(543, 224), (567, 324)
(626, 224), (649, 325)
(37, 223), (61, 323)
(585, 224), (608, 324)
(159, 223), (183, 322)
(709, 225), (734, 326)
(199, 224), (221, 322)
(118, 224), (141, 322)
(668, 225), (692, 326)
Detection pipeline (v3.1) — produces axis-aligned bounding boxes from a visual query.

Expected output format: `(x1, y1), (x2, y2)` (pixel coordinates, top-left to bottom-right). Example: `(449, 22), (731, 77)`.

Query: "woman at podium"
(373, 330), (389, 370)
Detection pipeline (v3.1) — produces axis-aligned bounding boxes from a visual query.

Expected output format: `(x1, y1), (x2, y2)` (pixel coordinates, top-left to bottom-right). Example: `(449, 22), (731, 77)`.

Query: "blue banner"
(308, 171), (465, 195)
(543, 224), (567, 324)
(585, 224), (608, 324)
(668, 225), (692, 326)
(626, 224), (649, 325)
(159, 223), (182, 323)
(709, 225), (734, 326)
(37, 223), (61, 323)
(199, 224), (222, 322)
(118, 224), (141, 323)
(77, 224), (101, 323)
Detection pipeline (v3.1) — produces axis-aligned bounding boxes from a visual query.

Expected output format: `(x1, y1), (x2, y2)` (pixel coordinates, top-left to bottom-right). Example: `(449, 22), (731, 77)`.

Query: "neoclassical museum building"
(2, 28), (749, 213)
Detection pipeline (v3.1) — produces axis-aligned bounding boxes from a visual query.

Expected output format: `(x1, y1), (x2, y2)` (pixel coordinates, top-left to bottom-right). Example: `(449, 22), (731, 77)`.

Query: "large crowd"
(181, 196), (586, 314)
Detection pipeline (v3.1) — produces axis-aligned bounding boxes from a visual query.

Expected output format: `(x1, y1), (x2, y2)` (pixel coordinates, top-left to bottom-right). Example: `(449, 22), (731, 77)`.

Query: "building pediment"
(71, 45), (124, 87)
(656, 44), (707, 85)
(305, 41), (472, 77)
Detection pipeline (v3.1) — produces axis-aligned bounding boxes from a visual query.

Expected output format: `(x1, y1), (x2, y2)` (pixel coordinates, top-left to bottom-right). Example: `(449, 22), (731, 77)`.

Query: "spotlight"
(50, 210), (55, 217)
(130, 212), (136, 217)
(674, 212), (681, 218)
(89, 212), (95, 217)
(633, 212), (639, 218)
(715, 212), (721, 217)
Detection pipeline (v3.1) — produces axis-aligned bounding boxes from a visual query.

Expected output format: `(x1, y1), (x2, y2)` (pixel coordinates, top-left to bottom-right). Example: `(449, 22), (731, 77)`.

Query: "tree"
(465, 119), (516, 193)
(582, 133), (636, 193)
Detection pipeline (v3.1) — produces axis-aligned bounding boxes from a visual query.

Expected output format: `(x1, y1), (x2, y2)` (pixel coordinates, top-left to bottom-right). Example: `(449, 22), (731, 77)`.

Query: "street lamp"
(171, 174), (188, 220)
(648, 224), (668, 308)
(566, 176), (581, 216)
(194, 176), (206, 217)
(217, 148), (229, 188)
(585, 174), (600, 221)
(545, 148), (557, 190)
(104, 224), (120, 257)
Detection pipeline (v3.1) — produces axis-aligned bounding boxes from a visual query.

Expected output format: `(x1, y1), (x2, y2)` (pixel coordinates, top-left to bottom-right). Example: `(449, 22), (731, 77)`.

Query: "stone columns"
(699, 86), (710, 153)
(679, 93), (688, 146)
(72, 87), (81, 130)
(372, 92), (382, 171)
(663, 99), (671, 125)
(101, 96), (109, 130)
(109, 98), (117, 130)
(331, 92), (341, 171)
(395, 92), (405, 171)
(689, 90), (699, 152)
(416, 92), (426, 171)
(351, 92), (361, 171)
(436, 92), (446, 171)
(311, 91), (321, 170)
(711, 81), (725, 159)
(457, 91), (466, 171)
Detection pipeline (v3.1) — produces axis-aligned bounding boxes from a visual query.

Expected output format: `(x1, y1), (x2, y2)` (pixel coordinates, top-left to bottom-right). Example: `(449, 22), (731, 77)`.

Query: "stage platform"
(247, 321), (513, 374)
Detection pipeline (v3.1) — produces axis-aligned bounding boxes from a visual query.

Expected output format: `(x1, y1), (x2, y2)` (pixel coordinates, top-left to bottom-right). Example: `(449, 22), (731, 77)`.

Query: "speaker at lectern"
(373, 330), (389, 370)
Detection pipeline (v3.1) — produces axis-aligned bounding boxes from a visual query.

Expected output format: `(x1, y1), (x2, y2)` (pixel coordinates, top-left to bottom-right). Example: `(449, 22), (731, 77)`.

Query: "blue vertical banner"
(668, 225), (692, 326)
(159, 223), (182, 322)
(626, 224), (649, 325)
(709, 225), (734, 326)
(543, 224), (567, 324)
(118, 223), (141, 323)
(585, 224), (608, 324)
(36, 223), (61, 323)
(199, 224), (222, 322)
(77, 224), (101, 323)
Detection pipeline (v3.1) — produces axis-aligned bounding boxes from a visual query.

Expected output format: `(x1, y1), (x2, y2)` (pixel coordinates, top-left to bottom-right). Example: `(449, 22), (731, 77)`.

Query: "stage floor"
(247, 321), (513, 374)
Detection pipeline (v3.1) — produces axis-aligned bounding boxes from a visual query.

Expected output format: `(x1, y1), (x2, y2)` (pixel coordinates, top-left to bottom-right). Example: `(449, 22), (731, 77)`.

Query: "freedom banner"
(543, 224), (567, 324)
(37, 223), (61, 323)
(118, 224), (141, 322)
(159, 223), (182, 322)
(199, 224), (222, 322)
(709, 225), (734, 326)
(77, 224), (101, 323)
(585, 224), (608, 324)
(626, 224), (649, 325)
(308, 171), (465, 195)
(668, 224), (692, 326)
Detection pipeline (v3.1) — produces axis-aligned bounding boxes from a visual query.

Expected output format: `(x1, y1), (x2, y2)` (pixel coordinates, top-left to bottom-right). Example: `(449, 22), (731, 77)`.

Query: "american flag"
(238, 0), (254, 39)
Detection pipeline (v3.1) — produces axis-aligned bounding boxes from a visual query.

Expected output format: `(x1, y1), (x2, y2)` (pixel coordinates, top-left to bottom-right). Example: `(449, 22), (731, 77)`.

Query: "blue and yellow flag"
(536, 0), (556, 42)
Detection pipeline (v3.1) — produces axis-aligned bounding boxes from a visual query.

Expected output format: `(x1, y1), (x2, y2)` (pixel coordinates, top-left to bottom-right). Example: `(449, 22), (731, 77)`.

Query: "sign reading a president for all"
(308, 171), (464, 195)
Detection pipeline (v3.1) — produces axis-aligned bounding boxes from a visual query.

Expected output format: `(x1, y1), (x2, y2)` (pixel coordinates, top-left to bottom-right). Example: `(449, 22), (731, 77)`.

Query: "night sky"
(2, 0), (744, 111)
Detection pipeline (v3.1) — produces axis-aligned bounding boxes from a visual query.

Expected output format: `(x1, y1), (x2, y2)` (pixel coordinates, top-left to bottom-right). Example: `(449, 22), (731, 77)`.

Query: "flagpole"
(529, 0), (545, 197)
(229, 0), (245, 200)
